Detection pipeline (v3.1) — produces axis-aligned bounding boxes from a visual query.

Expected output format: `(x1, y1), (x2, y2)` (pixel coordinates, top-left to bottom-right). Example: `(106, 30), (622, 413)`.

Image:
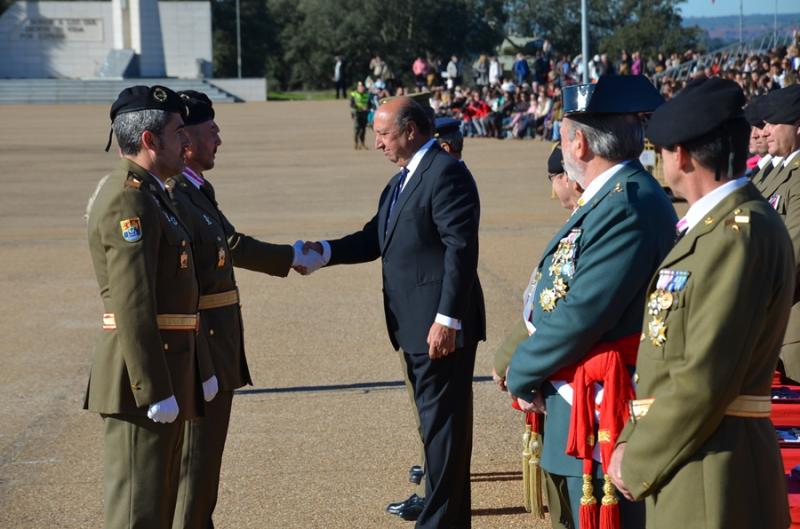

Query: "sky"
(679, 0), (799, 18)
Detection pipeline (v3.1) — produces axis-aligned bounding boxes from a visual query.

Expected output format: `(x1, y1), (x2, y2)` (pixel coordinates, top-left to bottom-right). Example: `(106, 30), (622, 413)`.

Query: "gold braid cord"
(522, 424), (532, 512)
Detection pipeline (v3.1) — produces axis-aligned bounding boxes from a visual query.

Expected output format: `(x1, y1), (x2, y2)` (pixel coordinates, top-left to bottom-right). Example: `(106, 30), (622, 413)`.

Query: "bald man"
(299, 97), (486, 528)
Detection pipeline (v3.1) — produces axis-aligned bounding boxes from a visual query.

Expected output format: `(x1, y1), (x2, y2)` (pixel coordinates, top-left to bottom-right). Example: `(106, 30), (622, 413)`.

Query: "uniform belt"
(631, 394), (771, 421)
(197, 289), (240, 310)
(102, 313), (199, 331)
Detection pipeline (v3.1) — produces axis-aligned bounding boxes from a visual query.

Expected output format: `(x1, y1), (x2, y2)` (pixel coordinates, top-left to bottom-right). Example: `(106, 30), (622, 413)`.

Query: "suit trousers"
(398, 349), (426, 497)
(102, 413), (185, 529)
(172, 390), (234, 529)
(404, 341), (477, 529)
(544, 472), (645, 529)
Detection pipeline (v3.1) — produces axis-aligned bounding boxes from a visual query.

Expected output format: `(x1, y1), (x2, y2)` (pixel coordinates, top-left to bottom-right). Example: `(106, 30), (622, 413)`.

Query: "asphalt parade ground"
(0, 100), (676, 528)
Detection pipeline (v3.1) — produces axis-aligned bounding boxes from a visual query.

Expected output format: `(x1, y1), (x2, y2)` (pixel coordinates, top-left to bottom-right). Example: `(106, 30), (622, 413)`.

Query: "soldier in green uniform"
(504, 76), (676, 529)
(85, 85), (205, 529)
(167, 90), (322, 529)
(609, 77), (793, 529)
(754, 84), (800, 383)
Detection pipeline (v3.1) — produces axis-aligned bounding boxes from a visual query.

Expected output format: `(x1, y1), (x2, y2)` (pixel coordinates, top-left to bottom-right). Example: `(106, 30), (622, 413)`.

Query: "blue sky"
(680, 0), (799, 18)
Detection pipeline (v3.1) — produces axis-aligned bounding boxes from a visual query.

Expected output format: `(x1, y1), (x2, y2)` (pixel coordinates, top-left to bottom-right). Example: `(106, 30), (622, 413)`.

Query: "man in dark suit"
(300, 96), (486, 529)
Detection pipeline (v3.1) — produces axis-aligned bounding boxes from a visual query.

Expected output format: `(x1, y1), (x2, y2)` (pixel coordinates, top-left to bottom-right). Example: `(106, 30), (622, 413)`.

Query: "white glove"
(146, 395), (179, 423)
(292, 240), (326, 275)
(202, 375), (219, 402)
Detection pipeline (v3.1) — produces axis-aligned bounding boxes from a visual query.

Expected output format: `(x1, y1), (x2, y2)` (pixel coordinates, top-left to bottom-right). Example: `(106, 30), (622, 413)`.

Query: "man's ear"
(675, 145), (693, 173)
(573, 127), (588, 161)
(141, 130), (159, 152)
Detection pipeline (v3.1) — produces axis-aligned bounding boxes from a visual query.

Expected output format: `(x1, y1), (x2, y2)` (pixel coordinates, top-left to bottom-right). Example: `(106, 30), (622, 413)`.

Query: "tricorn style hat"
(646, 77), (746, 147)
(547, 143), (564, 175)
(434, 117), (460, 138)
(760, 85), (800, 125)
(179, 90), (215, 126)
(563, 75), (664, 115)
(106, 85), (186, 151)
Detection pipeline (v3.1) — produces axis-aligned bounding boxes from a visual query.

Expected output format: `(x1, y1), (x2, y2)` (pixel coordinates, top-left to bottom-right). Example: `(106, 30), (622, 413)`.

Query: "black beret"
(563, 75), (664, 115)
(647, 77), (746, 146)
(109, 85), (187, 122)
(761, 85), (800, 125)
(179, 90), (215, 126)
(547, 144), (564, 174)
(434, 117), (461, 137)
(744, 95), (765, 128)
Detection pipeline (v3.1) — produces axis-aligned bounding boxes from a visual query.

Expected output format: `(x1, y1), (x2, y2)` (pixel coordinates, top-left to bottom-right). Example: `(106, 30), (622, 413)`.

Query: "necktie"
(386, 168), (408, 235)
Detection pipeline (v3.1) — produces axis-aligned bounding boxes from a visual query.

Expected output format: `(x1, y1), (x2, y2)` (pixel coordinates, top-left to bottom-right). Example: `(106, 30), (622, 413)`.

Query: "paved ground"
(0, 100), (677, 528)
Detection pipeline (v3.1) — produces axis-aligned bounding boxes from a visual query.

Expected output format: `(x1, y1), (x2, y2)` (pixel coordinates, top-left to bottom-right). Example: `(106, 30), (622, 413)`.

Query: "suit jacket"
(84, 158), (201, 419)
(755, 154), (800, 379)
(328, 142), (486, 354)
(618, 183), (793, 529)
(170, 174), (293, 390)
(506, 160), (677, 476)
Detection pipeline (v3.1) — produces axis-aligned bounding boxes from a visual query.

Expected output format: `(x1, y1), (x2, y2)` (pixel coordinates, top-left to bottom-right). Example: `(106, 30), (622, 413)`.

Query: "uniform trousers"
(102, 414), (185, 529)
(398, 348), (426, 497)
(172, 390), (234, 529)
(404, 341), (477, 529)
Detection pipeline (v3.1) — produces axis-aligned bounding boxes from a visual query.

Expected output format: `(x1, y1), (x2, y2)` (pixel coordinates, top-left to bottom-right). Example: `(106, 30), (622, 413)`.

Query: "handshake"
(291, 240), (328, 275)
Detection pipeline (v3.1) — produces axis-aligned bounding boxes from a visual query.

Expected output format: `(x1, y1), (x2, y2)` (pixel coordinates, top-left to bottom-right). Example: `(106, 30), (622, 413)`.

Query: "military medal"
(540, 288), (557, 312)
(552, 276), (568, 299)
(217, 246), (226, 268)
(648, 317), (667, 347)
(180, 240), (189, 269)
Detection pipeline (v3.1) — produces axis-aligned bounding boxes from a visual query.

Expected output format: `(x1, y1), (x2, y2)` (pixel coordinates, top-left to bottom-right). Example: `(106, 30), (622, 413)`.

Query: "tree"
(598, 0), (703, 58)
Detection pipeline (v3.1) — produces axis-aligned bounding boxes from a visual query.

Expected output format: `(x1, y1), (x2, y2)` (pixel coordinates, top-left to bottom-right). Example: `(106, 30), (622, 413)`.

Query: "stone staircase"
(0, 78), (241, 104)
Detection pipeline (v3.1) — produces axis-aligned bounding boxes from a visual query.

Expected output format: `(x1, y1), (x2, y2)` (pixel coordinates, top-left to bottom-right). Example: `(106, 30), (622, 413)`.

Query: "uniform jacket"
(756, 154), (800, 379)
(619, 183), (793, 529)
(327, 142), (486, 354)
(506, 160), (677, 476)
(85, 158), (201, 419)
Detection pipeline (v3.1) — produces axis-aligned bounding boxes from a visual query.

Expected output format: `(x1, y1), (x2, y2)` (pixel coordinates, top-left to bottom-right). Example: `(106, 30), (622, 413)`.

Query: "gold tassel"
(522, 423), (532, 512)
(601, 474), (618, 507)
(528, 431), (545, 519)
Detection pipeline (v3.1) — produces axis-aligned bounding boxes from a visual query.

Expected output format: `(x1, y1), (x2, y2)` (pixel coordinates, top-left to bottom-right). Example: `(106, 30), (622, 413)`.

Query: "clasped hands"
(292, 240), (326, 275)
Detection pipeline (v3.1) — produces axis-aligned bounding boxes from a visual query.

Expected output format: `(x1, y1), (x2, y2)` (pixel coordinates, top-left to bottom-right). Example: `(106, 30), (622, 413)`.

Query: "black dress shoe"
(408, 465), (425, 485)
(396, 494), (425, 521)
(386, 494), (425, 521)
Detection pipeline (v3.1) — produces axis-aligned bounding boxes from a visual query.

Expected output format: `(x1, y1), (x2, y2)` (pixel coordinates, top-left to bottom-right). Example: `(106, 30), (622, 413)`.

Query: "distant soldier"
(85, 85), (205, 529)
(610, 76), (793, 529)
(754, 84), (800, 383)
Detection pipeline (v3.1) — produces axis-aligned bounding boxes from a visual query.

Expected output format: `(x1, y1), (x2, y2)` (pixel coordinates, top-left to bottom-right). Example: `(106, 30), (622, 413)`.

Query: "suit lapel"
(176, 174), (222, 224)
(378, 172), (402, 250)
(382, 146), (438, 251)
(761, 158), (797, 199)
(537, 161), (641, 267)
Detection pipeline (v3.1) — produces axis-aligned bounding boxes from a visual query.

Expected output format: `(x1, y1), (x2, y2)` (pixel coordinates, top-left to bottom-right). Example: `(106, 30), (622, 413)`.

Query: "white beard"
(562, 149), (586, 188)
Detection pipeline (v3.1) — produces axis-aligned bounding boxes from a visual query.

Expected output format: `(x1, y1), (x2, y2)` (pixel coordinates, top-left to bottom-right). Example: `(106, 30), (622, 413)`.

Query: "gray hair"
(565, 114), (644, 162)
(112, 109), (171, 155)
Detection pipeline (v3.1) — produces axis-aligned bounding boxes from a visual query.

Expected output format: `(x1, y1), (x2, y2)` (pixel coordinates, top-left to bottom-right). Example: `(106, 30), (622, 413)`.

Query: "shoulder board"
(723, 207), (750, 233)
(124, 172), (142, 190)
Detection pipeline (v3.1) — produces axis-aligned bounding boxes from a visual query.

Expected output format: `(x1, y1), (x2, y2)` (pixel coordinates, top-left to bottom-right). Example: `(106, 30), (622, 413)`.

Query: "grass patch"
(268, 90), (337, 101)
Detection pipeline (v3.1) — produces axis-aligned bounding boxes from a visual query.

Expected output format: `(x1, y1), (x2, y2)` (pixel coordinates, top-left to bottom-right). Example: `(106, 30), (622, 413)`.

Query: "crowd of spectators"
(349, 33), (800, 142)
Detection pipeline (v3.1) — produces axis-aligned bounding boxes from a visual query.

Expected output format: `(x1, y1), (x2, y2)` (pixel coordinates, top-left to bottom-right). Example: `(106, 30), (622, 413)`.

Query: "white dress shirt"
(574, 160), (630, 209)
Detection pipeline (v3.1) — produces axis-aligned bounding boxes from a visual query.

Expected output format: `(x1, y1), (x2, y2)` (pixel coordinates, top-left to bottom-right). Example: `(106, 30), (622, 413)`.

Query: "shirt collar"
(679, 177), (749, 234)
(576, 161), (629, 208)
(148, 172), (167, 191)
(773, 155), (785, 167)
(183, 166), (205, 189)
(757, 154), (772, 169)
(783, 149), (800, 167)
(404, 138), (437, 180)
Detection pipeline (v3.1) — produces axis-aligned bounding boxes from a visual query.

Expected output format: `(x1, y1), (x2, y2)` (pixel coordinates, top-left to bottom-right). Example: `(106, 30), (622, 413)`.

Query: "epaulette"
(124, 172), (143, 190)
(724, 207), (750, 233)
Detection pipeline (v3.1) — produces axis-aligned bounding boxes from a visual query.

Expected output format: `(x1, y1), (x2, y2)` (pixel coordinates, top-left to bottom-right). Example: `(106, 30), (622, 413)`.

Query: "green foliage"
(213, 0), (506, 90)
(598, 0), (704, 57)
(504, 0), (700, 58)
